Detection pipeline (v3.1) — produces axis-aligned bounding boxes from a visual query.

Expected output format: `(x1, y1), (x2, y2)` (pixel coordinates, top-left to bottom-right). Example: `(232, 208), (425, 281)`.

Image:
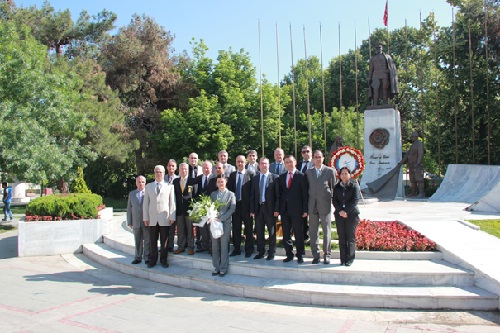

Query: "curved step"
(83, 242), (499, 310)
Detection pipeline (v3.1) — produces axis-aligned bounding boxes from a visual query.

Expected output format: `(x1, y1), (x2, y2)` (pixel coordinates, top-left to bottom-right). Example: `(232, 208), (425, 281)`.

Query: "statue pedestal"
(360, 107), (403, 198)
(11, 180), (30, 203)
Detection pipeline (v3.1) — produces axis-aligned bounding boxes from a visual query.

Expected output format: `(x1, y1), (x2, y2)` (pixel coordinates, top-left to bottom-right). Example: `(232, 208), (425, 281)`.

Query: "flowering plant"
(329, 146), (365, 179)
(356, 219), (436, 251)
(188, 195), (224, 227)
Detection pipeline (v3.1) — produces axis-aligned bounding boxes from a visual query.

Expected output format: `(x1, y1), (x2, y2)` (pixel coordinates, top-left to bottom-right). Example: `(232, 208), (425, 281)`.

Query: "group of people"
(126, 147), (361, 277)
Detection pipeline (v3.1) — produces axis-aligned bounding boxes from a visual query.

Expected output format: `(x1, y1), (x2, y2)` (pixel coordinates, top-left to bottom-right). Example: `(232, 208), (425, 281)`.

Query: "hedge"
(26, 193), (103, 220)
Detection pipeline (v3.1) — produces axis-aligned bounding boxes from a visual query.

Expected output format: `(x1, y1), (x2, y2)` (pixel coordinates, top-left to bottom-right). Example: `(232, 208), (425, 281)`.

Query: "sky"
(17, 0), (456, 81)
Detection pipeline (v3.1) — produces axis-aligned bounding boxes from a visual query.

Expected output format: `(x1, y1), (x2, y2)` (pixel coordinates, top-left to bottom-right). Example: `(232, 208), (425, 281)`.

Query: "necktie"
(236, 172), (242, 201)
(156, 182), (161, 195)
(302, 162), (308, 173)
(193, 168), (197, 178)
(275, 164), (280, 174)
(137, 191), (143, 204)
(316, 168), (321, 178)
(181, 178), (186, 193)
(168, 175), (172, 183)
(287, 172), (293, 189)
(259, 174), (265, 204)
(202, 176), (207, 190)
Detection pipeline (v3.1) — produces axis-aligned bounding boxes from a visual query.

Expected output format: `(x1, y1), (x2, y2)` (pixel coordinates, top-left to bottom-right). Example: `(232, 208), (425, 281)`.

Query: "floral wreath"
(329, 145), (365, 179)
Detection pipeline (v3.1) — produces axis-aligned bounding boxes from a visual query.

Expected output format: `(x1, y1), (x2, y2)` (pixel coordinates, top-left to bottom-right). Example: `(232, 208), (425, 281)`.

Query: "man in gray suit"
(212, 150), (235, 177)
(306, 150), (336, 265)
(127, 175), (150, 265)
(269, 147), (287, 175)
(144, 165), (176, 268)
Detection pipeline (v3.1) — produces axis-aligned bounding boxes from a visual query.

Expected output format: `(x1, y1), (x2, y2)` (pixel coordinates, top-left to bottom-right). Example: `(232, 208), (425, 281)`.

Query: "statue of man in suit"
(368, 43), (399, 105)
(399, 132), (425, 198)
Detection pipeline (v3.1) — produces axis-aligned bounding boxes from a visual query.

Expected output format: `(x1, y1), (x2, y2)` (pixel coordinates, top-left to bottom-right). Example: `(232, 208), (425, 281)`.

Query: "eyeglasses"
(302, 150), (310, 153)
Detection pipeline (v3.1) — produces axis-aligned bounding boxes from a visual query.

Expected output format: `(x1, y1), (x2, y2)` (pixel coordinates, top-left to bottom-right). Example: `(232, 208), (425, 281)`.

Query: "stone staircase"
(82, 223), (499, 310)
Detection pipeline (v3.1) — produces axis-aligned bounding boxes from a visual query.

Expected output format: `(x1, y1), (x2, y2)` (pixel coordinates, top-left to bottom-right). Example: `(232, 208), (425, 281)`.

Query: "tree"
(0, 21), (94, 185)
(101, 14), (181, 174)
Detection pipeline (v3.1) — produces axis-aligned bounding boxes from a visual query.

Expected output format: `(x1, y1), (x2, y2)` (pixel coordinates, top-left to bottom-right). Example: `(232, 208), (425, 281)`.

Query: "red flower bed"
(356, 219), (436, 252)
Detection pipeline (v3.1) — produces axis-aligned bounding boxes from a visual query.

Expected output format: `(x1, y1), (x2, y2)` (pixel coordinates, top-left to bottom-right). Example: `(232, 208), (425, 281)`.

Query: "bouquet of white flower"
(188, 195), (223, 227)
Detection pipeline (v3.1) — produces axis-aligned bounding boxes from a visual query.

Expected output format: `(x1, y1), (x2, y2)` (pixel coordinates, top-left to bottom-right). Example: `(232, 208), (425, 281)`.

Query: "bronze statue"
(368, 43), (399, 105)
(399, 132), (425, 198)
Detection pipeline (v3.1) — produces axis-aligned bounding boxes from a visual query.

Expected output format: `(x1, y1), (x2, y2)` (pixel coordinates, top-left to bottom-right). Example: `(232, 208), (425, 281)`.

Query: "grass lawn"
(467, 219), (500, 238)
(103, 197), (127, 211)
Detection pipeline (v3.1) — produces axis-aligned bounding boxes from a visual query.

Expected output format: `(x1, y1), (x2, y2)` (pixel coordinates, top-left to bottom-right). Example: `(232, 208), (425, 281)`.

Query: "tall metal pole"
(452, 7), (459, 163)
(289, 23), (298, 158)
(368, 18), (372, 58)
(468, 19), (475, 163)
(338, 21), (343, 138)
(484, 0), (491, 164)
(303, 25), (313, 148)
(320, 22), (327, 153)
(433, 19), (441, 175)
(275, 22), (282, 148)
(258, 20), (265, 157)
(354, 21), (360, 148)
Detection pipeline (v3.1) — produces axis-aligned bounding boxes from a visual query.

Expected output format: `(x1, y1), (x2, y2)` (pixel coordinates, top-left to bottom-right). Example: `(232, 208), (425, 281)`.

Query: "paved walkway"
(0, 200), (500, 333)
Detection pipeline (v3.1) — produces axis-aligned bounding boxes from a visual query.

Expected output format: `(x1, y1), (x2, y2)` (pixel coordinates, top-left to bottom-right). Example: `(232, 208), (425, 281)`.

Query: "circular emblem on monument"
(329, 146), (365, 179)
(369, 128), (390, 149)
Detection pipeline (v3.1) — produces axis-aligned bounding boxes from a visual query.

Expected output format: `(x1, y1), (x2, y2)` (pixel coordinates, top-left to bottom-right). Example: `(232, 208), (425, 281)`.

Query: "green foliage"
(72, 167), (91, 193)
(26, 193), (103, 219)
(0, 20), (95, 184)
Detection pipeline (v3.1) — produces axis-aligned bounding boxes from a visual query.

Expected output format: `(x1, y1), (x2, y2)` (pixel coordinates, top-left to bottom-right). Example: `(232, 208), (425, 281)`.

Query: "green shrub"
(73, 167), (91, 193)
(26, 193), (103, 219)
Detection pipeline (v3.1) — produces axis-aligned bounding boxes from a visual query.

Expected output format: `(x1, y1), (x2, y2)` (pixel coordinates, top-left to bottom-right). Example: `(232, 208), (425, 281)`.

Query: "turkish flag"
(383, 0), (388, 26)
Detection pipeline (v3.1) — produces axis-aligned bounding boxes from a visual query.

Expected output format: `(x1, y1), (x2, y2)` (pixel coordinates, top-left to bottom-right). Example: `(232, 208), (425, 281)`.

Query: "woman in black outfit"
(333, 167), (361, 266)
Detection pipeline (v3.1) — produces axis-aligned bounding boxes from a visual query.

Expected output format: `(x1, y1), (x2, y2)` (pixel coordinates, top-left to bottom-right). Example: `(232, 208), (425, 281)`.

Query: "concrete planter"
(18, 207), (114, 257)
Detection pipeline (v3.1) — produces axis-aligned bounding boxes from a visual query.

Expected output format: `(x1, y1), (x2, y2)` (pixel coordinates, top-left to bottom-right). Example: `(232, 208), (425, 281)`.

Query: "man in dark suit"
(194, 160), (214, 253)
(227, 155), (255, 257)
(164, 159), (179, 252)
(188, 152), (202, 179)
(127, 175), (150, 265)
(306, 150), (337, 264)
(269, 147), (287, 175)
(276, 156), (308, 263)
(250, 157), (279, 260)
(173, 163), (197, 255)
(298, 145), (314, 240)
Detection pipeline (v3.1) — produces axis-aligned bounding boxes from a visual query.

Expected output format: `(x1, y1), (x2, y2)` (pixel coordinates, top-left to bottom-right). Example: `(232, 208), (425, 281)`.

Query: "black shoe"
(324, 257), (331, 264)
(147, 263), (156, 268)
(229, 250), (241, 257)
(145, 261), (150, 265)
(297, 257), (304, 264)
(312, 258), (321, 264)
(168, 248), (174, 253)
(208, 250), (212, 255)
(266, 255), (274, 261)
(283, 257), (293, 263)
(196, 248), (207, 253)
(212, 270), (220, 276)
(254, 254), (264, 259)
(219, 272), (226, 277)
(345, 261), (353, 267)
(245, 253), (252, 258)
(161, 262), (169, 268)
(131, 259), (141, 264)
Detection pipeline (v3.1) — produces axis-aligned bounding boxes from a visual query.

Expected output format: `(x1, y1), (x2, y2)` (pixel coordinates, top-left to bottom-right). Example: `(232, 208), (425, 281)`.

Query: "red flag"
(383, 0), (388, 26)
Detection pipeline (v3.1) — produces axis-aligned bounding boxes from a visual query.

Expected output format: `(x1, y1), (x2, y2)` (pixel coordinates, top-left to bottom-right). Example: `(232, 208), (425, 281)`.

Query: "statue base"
(360, 107), (403, 199)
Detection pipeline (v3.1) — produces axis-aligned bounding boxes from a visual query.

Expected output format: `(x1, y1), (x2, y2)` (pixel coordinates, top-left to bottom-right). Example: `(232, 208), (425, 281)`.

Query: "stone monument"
(360, 43), (403, 199)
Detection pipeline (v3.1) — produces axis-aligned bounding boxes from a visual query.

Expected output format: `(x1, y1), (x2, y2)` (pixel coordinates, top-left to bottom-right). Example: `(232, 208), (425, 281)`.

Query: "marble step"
(101, 233), (467, 287)
(83, 242), (499, 310)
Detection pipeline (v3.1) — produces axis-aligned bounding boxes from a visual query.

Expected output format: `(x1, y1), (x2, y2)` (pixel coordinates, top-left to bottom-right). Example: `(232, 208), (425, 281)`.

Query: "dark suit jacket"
(227, 169), (255, 213)
(269, 162), (287, 175)
(250, 172), (279, 215)
(333, 180), (361, 215)
(276, 170), (308, 216)
(173, 177), (197, 216)
(194, 173), (214, 199)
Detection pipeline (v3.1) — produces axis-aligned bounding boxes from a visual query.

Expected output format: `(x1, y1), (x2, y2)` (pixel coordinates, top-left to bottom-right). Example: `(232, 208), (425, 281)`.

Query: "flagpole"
(368, 18), (372, 58)
(432, 14), (441, 176)
(275, 22), (282, 148)
(484, 0), (490, 164)
(338, 21), (343, 138)
(303, 25), (313, 148)
(385, 0), (390, 52)
(289, 22), (298, 158)
(354, 20), (360, 148)
(258, 20), (265, 157)
(468, 18), (475, 163)
(320, 22), (327, 153)
(452, 7), (459, 163)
